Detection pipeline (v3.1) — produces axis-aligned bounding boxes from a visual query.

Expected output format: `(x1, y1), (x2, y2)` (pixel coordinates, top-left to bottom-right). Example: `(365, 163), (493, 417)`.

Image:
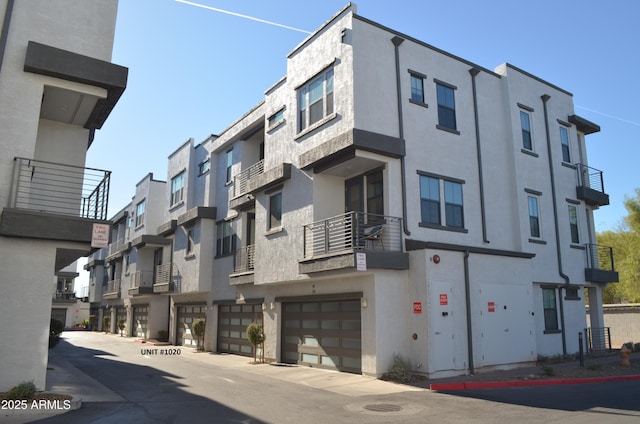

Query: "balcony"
(103, 279), (121, 300)
(229, 160), (291, 210)
(0, 157), (111, 245)
(230, 245), (255, 285)
(52, 291), (76, 304)
(299, 212), (409, 274)
(585, 244), (619, 283)
(107, 237), (130, 260)
(153, 263), (180, 293)
(576, 164), (609, 206)
(128, 270), (154, 296)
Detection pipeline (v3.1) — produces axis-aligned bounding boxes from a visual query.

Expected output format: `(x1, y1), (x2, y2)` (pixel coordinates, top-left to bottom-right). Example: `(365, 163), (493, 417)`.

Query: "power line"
(576, 105), (640, 127)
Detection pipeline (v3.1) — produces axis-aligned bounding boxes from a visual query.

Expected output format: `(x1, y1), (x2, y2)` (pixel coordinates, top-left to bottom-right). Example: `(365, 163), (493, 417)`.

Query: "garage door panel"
(217, 303), (262, 357)
(176, 304), (206, 347)
(133, 306), (148, 338)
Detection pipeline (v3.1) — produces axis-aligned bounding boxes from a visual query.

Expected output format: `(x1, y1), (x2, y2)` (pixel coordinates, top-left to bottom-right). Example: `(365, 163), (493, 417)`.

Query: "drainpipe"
(541, 94), (569, 355)
(463, 250), (475, 375)
(469, 68), (489, 243)
(0, 0), (15, 76)
(391, 35), (410, 236)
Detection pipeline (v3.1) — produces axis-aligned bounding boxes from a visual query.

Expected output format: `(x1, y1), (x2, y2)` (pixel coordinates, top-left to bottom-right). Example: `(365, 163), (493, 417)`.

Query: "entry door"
(153, 248), (163, 284)
(246, 213), (256, 246)
(345, 176), (364, 213)
(428, 282), (457, 373)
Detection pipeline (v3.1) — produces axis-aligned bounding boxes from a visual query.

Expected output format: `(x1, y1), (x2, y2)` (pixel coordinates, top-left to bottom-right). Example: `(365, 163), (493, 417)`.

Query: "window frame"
(298, 67), (334, 133)
(520, 110), (533, 151)
(542, 287), (560, 332)
(444, 180), (464, 228)
(409, 70), (427, 105)
(198, 158), (210, 176)
(435, 81), (457, 132)
(225, 149), (233, 183)
(170, 172), (185, 207)
(419, 172), (466, 231)
(186, 226), (196, 256)
(568, 204), (579, 244)
(528, 195), (541, 238)
(268, 192), (283, 230)
(268, 107), (285, 129)
(135, 199), (145, 228)
(559, 125), (571, 163)
(216, 220), (234, 257)
(419, 175), (440, 226)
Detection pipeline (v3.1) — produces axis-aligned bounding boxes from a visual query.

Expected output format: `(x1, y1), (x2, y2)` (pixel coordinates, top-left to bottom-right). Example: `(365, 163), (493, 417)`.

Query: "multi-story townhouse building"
(52, 262), (89, 329)
(202, 4), (617, 378)
(0, 0), (127, 390)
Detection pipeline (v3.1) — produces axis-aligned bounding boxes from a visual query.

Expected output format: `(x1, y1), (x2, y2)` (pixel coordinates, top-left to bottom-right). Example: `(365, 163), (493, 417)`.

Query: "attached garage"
(116, 307), (126, 335)
(176, 304), (206, 347)
(132, 305), (148, 338)
(51, 309), (67, 327)
(217, 303), (263, 356)
(281, 297), (362, 374)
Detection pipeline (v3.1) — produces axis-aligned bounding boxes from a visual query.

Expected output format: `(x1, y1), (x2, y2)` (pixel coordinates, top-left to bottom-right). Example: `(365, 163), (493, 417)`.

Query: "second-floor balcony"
(103, 279), (121, 300)
(154, 263), (180, 293)
(300, 212), (409, 274)
(585, 244), (619, 283)
(576, 164), (609, 206)
(52, 291), (76, 304)
(128, 270), (154, 296)
(230, 245), (256, 285)
(230, 160), (291, 209)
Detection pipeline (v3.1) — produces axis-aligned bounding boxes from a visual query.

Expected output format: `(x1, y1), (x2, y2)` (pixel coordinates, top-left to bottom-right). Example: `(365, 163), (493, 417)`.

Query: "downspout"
(0, 0), (15, 75)
(541, 94), (569, 355)
(464, 250), (475, 375)
(469, 68), (489, 243)
(391, 35), (410, 236)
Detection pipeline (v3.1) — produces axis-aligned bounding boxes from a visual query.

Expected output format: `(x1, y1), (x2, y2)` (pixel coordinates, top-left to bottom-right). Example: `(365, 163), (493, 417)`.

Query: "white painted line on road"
(217, 376), (234, 383)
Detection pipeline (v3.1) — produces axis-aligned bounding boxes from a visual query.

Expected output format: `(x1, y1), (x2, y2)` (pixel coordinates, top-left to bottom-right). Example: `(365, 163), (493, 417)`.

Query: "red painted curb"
(429, 374), (640, 391)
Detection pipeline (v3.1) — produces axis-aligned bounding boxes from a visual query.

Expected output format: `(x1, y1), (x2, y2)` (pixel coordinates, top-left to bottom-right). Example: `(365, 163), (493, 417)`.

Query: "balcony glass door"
(345, 176), (364, 213)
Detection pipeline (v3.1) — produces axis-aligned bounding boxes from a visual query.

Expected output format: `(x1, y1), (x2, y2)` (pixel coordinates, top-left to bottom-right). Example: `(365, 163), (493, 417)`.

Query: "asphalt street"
(10, 331), (640, 424)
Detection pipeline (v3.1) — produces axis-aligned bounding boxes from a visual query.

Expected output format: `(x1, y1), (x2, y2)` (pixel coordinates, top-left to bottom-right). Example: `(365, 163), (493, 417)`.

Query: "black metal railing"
(585, 244), (615, 272)
(233, 245), (255, 273)
(585, 327), (611, 354)
(10, 157), (111, 220)
(303, 212), (402, 259)
(576, 163), (605, 193)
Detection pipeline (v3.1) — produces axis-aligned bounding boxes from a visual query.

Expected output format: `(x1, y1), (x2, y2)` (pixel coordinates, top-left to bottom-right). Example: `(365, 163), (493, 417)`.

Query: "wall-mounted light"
(361, 298), (368, 309)
(270, 302), (275, 310)
(432, 254), (441, 264)
(262, 303), (267, 311)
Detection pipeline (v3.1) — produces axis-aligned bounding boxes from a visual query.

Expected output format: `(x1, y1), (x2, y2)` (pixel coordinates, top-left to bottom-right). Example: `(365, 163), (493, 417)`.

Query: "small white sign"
(91, 223), (110, 248)
(356, 252), (367, 271)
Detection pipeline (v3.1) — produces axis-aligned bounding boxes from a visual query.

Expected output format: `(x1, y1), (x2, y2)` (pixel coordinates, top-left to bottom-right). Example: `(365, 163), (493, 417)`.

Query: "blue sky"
(88, 0), (640, 232)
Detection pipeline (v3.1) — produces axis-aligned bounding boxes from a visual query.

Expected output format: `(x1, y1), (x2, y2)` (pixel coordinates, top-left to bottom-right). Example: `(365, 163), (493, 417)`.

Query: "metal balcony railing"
(233, 159), (264, 198)
(53, 291), (75, 300)
(104, 279), (121, 296)
(108, 238), (127, 256)
(131, 270), (154, 289)
(303, 212), (402, 259)
(233, 244), (255, 273)
(576, 163), (605, 193)
(585, 244), (615, 272)
(10, 157), (111, 220)
(585, 327), (612, 354)
(154, 263), (180, 291)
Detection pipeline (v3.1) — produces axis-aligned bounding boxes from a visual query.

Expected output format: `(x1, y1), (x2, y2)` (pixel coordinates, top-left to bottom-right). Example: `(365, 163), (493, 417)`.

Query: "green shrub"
(385, 354), (416, 384)
(103, 316), (110, 333)
(541, 365), (555, 376)
(49, 318), (64, 349)
(623, 341), (634, 351)
(118, 319), (126, 336)
(587, 363), (603, 371)
(4, 381), (36, 400)
(246, 323), (265, 363)
(193, 319), (206, 351)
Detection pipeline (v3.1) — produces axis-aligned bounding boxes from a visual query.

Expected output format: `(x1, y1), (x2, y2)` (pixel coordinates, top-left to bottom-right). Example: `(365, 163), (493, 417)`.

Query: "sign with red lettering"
(488, 301), (495, 313)
(413, 302), (422, 314)
(439, 294), (448, 306)
(91, 223), (110, 248)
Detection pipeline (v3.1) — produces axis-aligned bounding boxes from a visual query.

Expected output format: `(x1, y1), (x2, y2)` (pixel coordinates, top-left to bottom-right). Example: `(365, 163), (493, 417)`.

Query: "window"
(520, 111), (532, 150)
(135, 200), (145, 227)
(528, 196), (540, 238)
(444, 181), (464, 228)
(409, 72), (425, 104)
(186, 227), (195, 255)
(269, 192), (282, 229)
(568, 205), (579, 243)
(268, 108), (285, 128)
(199, 159), (210, 175)
(366, 170), (384, 216)
(298, 68), (334, 131)
(226, 149), (233, 183)
(542, 288), (559, 332)
(216, 221), (233, 256)
(559, 126), (570, 162)
(436, 82), (456, 131)
(419, 173), (465, 230)
(420, 176), (440, 225)
(171, 172), (185, 206)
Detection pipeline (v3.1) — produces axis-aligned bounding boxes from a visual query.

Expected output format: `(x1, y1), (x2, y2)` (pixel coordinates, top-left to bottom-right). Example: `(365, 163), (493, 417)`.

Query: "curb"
(430, 374), (640, 391)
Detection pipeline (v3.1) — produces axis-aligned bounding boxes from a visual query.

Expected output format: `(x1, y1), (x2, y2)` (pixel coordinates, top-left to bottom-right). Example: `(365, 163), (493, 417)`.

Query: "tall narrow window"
(410, 72), (425, 103)
(520, 111), (532, 150)
(420, 176), (440, 225)
(436, 83), (456, 130)
(135, 200), (145, 227)
(366, 171), (384, 216)
(216, 221), (233, 256)
(170, 172), (185, 206)
(444, 181), (464, 228)
(542, 288), (559, 331)
(226, 149), (233, 183)
(269, 192), (282, 229)
(298, 68), (334, 131)
(528, 196), (540, 238)
(560, 126), (571, 162)
(568, 205), (579, 243)
(186, 227), (195, 255)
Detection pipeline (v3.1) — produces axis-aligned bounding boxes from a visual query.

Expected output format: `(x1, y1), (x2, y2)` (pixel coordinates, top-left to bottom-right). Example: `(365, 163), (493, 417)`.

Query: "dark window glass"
(410, 74), (424, 103)
(444, 181), (463, 228)
(269, 193), (282, 229)
(436, 84), (456, 130)
(528, 196), (540, 237)
(521, 111), (532, 150)
(366, 171), (384, 216)
(543, 288), (559, 331)
(420, 176), (440, 225)
(568, 205), (579, 243)
(560, 126), (571, 162)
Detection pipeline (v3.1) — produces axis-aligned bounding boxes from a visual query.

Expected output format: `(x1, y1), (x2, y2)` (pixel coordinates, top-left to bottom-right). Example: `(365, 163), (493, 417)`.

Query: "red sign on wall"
(413, 302), (422, 314)
(439, 294), (448, 306)
(488, 301), (495, 313)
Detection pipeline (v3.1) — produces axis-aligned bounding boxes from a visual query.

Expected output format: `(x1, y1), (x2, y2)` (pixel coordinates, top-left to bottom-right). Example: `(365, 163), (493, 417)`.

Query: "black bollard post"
(578, 332), (584, 367)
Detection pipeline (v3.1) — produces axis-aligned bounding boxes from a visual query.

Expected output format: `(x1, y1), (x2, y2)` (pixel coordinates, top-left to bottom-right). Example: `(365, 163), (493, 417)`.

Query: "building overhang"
(568, 115), (600, 135)
(177, 206), (217, 227)
(131, 234), (172, 249)
(157, 219), (177, 236)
